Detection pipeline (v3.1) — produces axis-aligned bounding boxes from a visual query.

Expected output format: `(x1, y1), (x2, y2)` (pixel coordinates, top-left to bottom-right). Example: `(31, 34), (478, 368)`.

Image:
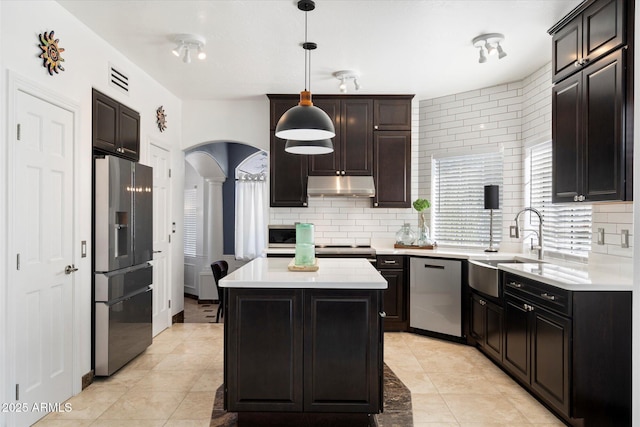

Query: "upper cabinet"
(309, 98), (373, 176)
(551, 0), (625, 83)
(92, 89), (140, 162)
(549, 0), (633, 203)
(268, 94), (413, 208)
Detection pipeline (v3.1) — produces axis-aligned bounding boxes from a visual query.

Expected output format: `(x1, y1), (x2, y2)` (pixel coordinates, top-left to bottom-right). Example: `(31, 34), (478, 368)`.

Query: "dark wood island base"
(236, 412), (377, 427)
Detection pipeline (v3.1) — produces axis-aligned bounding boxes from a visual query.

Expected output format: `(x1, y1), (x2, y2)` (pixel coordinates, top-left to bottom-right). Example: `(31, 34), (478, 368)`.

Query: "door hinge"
(168, 168), (172, 178)
(168, 299), (171, 309)
(16, 124), (21, 141)
(16, 254), (20, 270)
(16, 384), (19, 400)
(168, 234), (171, 243)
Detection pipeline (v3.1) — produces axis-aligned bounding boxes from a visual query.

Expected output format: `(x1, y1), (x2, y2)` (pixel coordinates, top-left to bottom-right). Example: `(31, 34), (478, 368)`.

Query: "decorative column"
(205, 177), (226, 265)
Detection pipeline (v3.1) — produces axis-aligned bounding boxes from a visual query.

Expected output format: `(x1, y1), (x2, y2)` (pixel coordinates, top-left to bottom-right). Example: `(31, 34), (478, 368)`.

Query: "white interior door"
(12, 89), (75, 426)
(149, 143), (171, 336)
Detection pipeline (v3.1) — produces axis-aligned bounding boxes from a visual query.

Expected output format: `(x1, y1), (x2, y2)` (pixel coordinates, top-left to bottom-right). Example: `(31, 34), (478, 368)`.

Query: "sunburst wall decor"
(156, 106), (168, 132)
(38, 30), (65, 75)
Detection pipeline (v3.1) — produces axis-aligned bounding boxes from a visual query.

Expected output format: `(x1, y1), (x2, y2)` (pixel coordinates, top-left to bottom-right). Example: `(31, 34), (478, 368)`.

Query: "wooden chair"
(210, 260), (229, 323)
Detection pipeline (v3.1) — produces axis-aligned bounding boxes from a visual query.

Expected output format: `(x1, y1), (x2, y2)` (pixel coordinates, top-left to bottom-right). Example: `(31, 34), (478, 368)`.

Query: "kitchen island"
(219, 257), (387, 425)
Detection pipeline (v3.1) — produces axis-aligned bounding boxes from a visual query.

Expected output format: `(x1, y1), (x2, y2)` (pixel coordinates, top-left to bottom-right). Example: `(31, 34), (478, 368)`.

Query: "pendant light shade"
(285, 138), (334, 155)
(276, 91), (336, 141)
(274, 0), (335, 154)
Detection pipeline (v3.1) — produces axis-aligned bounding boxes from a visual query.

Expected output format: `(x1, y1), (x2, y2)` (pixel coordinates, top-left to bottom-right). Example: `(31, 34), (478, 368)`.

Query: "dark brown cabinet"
(551, 0), (626, 83)
(501, 272), (630, 427)
(373, 98), (412, 131)
(225, 287), (382, 414)
(270, 132), (309, 207)
(377, 255), (407, 331)
(552, 47), (629, 202)
(469, 291), (503, 362)
(550, 0), (633, 203)
(92, 89), (140, 161)
(267, 94), (412, 207)
(309, 98), (373, 176)
(373, 131), (411, 208)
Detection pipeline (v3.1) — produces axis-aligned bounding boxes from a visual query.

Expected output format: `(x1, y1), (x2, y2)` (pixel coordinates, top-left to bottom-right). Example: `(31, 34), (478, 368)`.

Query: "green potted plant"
(413, 198), (431, 246)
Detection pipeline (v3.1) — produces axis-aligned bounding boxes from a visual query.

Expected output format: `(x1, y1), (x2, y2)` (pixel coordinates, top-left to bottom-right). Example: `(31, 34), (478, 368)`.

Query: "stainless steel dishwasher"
(409, 257), (462, 337)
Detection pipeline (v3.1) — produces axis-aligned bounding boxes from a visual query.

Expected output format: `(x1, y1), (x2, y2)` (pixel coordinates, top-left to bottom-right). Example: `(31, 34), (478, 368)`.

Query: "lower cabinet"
(376, 255), (408, 331)
(469, 291), (503, 363)
(225, 288), (382, 414)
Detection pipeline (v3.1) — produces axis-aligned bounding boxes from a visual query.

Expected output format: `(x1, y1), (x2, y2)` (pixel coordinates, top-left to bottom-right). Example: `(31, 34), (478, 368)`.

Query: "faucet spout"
(513, 207), (543, 260)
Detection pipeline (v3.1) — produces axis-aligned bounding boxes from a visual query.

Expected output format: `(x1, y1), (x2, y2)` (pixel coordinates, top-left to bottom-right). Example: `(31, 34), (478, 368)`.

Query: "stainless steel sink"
(468, 259), (524, 298)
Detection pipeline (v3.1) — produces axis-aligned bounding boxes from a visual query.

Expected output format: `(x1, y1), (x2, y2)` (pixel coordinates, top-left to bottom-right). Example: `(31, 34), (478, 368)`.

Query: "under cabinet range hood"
(307, 175), (376, 197)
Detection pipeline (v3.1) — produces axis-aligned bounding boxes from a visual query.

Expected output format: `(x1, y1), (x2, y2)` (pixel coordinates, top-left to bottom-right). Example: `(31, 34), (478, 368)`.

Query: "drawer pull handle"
(541, 293), (556, 301)
(508, 281), (523, 288)
(383, 260), (397, 264)
(424, 264), (445, 269)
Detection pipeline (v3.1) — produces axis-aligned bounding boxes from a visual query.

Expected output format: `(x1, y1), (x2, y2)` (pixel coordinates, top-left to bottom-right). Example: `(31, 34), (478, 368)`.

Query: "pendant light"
(276, 0), (335, 154)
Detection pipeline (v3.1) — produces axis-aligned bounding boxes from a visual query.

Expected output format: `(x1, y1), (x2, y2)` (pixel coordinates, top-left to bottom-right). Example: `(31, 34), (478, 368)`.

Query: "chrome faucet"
(512, 207), (543, 260)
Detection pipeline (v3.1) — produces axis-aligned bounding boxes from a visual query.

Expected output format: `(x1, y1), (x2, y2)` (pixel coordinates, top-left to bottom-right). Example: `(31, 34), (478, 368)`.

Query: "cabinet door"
(552, 72), (582, 203)
(503, 295), (531, 384)
(531, 306), (571, 417)
(470, 293), (486, 344)
(304, 289), (381, 413)
(583, 48), (625, 201)
(373, 131), (411, 208)
(583, 0), (625, 64)
(92, 89), (118, 154)
(225, 289), (304, 412)
(118, 103), (140, 161)
(308, 99), (341, 176)
(270, 133), (309, 207)
(374, 98), (412, 131)
(269, 96), (299, 130)
(341, 99), (373, 175)
(485, 299), (503, 362)
(552, 16), (582, 83)
(380, 269), (406, 331)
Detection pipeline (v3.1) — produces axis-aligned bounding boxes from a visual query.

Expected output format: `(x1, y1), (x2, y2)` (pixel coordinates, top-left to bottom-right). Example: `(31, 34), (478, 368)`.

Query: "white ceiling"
(56, 0), (582, 101)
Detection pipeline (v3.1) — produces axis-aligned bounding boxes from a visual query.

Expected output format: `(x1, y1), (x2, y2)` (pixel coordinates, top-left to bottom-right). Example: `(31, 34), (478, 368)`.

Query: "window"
(432, 151), (503, 247)
(183, 188), (197, 257)
(527, 141), (591, 259)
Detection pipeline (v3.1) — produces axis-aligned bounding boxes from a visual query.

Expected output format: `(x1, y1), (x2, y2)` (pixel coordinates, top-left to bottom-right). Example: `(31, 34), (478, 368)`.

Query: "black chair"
(211, 260), (229, 323)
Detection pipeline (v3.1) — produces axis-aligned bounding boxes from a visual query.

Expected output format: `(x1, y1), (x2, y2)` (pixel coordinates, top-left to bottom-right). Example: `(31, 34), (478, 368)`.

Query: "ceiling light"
(171, 33), (206, 64)
(472, 33), (507, 64)
(276, 0), (336, 154)
(333, 70), (361, 93)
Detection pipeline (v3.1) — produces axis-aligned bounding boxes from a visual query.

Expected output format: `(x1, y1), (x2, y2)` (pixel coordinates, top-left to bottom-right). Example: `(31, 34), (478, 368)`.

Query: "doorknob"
(64, 265), (79, 275)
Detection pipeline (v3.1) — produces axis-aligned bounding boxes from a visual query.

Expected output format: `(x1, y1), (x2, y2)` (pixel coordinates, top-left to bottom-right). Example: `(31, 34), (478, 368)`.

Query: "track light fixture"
(171, 34), (206, 64)
(472, 33), (507, 64)
(333, 70), (361, 93)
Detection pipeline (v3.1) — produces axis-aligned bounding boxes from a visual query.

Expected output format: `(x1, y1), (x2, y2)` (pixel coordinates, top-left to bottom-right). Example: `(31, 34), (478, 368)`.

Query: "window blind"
(529, 141), (591, 258)
(433, 151), (503, 247)
(183, 188), (197, 257)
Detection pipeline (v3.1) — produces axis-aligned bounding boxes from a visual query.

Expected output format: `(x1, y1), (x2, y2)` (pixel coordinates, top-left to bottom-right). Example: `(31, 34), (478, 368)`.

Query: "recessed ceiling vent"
(108, 63), (129, 95)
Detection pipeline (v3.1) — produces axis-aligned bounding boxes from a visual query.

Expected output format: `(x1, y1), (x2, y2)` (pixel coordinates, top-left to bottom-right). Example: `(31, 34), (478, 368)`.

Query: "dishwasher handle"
(423, 264), (445, 269)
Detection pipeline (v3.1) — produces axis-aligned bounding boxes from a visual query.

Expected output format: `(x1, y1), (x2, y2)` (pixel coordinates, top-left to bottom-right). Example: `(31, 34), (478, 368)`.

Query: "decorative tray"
(394, 243), (437, 250)
(287, 258), (319, 272)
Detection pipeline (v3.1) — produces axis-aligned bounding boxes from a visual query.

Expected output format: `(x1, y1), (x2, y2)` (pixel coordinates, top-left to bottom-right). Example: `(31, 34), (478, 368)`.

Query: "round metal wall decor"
(38, 30), (65, 75)
(156, 106), (167, 132)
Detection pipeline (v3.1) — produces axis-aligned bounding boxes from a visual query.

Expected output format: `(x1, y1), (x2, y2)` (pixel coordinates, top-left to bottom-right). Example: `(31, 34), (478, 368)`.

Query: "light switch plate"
(81, 240), (87, 258)
(597, 228), (605, 245)
(509, 226), (518, 238)
(621, 229), (629, 248)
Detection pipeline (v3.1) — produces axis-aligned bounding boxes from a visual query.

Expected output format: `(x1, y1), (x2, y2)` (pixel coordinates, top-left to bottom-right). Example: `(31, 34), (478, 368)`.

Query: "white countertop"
(263, 246), (632, 292)
(220, 258), (388, 289)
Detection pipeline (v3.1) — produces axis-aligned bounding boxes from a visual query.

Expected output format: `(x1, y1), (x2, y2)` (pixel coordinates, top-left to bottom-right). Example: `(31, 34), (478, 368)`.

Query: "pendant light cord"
(304, 10), (308, 91)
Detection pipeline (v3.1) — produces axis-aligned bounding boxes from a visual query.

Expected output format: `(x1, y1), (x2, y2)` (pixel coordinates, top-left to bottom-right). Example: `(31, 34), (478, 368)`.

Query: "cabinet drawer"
(376, 255), (405, 269)
(503, 273), (571, 317)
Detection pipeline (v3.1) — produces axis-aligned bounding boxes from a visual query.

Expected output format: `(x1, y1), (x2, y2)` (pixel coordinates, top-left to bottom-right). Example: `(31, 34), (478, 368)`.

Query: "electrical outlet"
(509, 226), (518, 238)
(597, 228), (605, 245)
(621, 229), (629, 248)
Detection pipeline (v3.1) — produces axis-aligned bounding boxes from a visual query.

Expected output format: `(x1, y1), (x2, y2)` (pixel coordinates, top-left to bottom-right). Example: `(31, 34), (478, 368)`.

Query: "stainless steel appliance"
(409, 257), (462, 337)
(267, 224), (297, 247)
(93, 155), (153, 376)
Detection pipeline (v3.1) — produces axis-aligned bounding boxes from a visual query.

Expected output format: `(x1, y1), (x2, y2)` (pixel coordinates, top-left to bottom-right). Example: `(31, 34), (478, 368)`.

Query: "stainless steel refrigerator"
(93, 155), (153, 376)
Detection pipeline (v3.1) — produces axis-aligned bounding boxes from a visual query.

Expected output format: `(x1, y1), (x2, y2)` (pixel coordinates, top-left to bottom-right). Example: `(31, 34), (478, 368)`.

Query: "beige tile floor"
(35, 318), (565, 426)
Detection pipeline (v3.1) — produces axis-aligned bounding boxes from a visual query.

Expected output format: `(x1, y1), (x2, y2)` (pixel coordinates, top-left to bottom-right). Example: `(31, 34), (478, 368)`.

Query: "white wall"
(0, 0), (184, 416)
(419, 62), (634, 261)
